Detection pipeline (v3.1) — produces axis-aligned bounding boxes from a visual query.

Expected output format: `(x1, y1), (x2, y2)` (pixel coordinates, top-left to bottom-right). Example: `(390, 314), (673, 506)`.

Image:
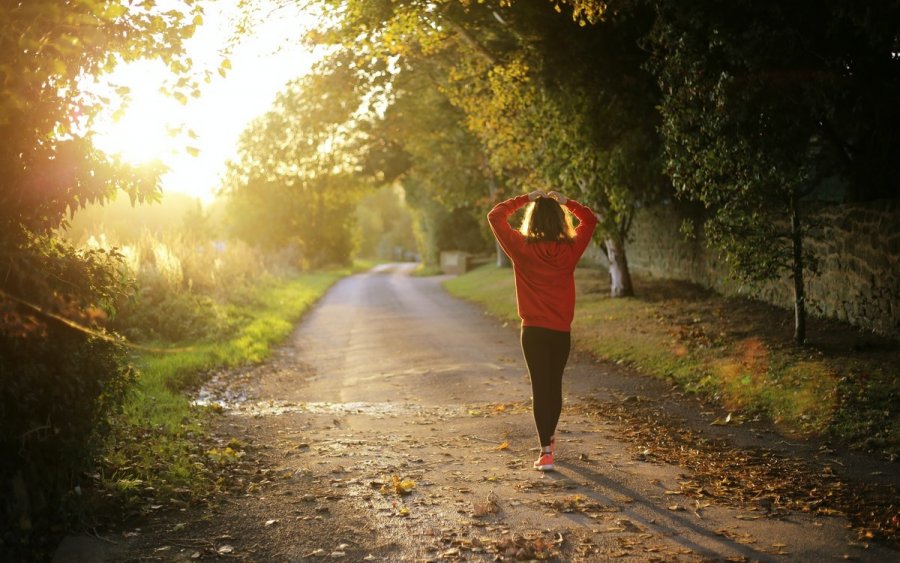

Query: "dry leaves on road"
(379, 474), (416, 496)
(576, 398), (899, 547)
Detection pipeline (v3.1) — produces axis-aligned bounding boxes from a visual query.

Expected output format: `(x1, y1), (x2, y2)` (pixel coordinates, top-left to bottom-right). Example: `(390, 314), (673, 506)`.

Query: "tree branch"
(443, 19), (499, 66)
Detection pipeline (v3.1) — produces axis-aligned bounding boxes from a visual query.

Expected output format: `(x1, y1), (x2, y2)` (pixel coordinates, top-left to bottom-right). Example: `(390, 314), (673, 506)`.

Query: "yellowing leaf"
(495, 441), (509, 451)
(710, 413), (733, 426)
(380, 474), (416, 496)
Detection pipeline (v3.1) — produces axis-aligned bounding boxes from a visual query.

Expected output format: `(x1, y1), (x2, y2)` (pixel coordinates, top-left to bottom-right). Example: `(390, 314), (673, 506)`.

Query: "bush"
(112, 285), (233, 343)
(94, 233), (271, 343)
(0, 327), (134, 560)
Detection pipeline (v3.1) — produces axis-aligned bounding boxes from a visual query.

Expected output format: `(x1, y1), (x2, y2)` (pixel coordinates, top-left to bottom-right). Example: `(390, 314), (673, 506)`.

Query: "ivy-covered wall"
(620, 200), (900, 338)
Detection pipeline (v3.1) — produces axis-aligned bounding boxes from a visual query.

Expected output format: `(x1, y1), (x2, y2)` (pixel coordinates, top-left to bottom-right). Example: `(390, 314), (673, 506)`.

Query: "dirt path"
(57, 263), (898, 561)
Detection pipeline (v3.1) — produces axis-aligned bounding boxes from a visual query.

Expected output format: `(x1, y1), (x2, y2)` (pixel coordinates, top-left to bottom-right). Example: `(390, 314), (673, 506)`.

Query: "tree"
(366, 63), (501, 266)
(222, 69), (366, 267)
(649, 0), (900, 344)
(310, 0), (669, 296)
(355, 185), (418, 260)
(0, 1), (202, 554)
(1, 0), (203, 330)
(442, 1), (668, 295)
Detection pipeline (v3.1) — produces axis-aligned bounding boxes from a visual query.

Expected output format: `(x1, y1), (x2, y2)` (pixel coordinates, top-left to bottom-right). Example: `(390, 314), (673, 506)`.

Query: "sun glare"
(87, 0), (322, 202)
(91, 60), (181, 166)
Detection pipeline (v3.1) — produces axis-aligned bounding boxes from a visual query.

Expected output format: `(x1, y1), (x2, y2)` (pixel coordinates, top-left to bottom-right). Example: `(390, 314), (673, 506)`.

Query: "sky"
(91, 0), (323, 203)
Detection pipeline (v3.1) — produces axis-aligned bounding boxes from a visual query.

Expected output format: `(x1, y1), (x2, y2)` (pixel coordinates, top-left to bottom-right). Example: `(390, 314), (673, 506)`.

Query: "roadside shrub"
(94, 233), (271, 343)
(0, 232), (136, 558)
(0, 328), (134, 560)
(112, 284), (232, 342)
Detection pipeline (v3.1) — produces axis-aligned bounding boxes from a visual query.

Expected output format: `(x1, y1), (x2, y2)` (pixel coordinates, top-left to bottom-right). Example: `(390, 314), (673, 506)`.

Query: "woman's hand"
(527, 189), (547, 201)
(548, 191), (568, 205)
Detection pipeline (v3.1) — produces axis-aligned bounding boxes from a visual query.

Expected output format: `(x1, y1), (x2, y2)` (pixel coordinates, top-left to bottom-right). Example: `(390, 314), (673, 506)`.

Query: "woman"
(487, 189), (598, 471)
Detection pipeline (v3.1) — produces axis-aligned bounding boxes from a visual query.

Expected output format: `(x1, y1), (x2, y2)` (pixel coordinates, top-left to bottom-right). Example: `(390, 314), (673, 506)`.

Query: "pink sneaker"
(533, 452), (554, 471)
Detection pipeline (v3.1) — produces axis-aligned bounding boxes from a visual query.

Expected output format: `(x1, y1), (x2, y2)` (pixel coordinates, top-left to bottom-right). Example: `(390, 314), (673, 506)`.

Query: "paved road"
(277, 262), (530, 405)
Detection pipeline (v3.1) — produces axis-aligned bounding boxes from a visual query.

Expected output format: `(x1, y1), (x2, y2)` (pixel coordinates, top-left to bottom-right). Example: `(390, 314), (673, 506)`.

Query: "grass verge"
(444, 264), (899, 459)
(410, 263), (445, 277)
(95, 265), (362, 515)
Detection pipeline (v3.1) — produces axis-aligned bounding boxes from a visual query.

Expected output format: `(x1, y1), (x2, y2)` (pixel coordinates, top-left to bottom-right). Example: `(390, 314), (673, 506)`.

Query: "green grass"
(445, 264), (898, 455)
(99, 266), (359, 508)
(125, 271), (343, 427)
(410, 263), (445, 277)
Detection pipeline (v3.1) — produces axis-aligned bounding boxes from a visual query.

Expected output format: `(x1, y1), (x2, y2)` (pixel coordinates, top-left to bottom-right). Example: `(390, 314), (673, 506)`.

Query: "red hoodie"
(488, 194), (598, 332)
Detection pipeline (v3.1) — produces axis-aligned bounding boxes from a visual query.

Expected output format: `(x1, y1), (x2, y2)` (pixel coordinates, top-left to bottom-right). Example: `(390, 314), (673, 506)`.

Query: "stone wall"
(617, 200), (900, 338)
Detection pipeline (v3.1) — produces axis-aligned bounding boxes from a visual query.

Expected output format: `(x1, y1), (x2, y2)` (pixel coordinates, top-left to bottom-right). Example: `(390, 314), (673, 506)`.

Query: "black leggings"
(520, 326), (571, 448)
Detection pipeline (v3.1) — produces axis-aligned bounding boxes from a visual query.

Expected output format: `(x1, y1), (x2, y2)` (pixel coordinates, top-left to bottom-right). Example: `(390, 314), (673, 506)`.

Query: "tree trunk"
(495, 240), (511, 268)
(790, 193), (807, 345)
(605, 236), (634, 297)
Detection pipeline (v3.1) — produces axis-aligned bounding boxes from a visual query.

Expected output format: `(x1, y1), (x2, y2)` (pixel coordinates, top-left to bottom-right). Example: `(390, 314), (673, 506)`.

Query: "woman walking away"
(487, 189), (598, 471)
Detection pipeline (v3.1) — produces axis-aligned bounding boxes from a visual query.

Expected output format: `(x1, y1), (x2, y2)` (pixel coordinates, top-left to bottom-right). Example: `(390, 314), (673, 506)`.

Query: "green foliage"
(406, 182), (491, 266)
(0, 2), (202, 550)
(99, 232), (266, 342)
(0, 0), (204, 366)
(115, 287), (231, 343)
(0, 330), (134, 559)
(0, 0), (201, 238)
(223, 71), (367, 267)
(310, 0), (669, 291)
(651, 1), (817, 279)
(363, 60), (500, 263)
(2, 231), (132, 328)
(648, 0), (900, 341)
(355, 185), (418, 260)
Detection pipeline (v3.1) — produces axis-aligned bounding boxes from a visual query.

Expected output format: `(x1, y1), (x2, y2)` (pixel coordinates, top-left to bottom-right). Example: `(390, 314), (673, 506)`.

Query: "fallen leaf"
(710, 413), (732, 426)
(380, 475), (416, 496)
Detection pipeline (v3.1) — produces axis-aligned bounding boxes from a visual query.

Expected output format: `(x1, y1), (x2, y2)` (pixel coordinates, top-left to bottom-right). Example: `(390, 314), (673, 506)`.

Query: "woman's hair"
(520, 197), (575, 243)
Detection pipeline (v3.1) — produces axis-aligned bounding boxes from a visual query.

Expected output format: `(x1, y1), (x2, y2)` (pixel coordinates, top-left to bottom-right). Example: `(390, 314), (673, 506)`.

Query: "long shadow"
(537, 459), (781, 562)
